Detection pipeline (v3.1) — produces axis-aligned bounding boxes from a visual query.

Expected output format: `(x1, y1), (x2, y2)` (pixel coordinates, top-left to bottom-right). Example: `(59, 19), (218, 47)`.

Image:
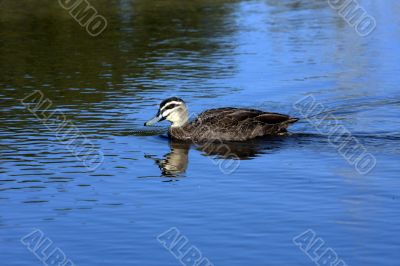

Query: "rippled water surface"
(1, 0), (400, 265)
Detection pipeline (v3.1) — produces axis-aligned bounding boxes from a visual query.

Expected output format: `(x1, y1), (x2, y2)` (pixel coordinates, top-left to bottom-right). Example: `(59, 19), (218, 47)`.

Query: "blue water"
(1, 0), (400, 265)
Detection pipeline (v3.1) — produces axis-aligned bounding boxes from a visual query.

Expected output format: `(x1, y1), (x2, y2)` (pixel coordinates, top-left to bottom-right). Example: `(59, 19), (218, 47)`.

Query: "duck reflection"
(146, 137), (288, 178)
(145, 141), (190, 177)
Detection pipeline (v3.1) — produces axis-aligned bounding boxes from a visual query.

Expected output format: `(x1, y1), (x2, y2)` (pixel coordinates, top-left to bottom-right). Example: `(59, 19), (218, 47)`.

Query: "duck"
(144, 97), (298, 142)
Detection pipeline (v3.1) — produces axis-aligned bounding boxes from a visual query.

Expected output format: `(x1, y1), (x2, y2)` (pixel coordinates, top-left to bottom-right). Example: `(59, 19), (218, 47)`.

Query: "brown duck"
(144, 97), (298, 142)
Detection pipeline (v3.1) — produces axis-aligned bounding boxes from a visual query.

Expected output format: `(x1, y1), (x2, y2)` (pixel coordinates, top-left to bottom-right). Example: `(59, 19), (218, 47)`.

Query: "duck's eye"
(163, 104), (178, 111)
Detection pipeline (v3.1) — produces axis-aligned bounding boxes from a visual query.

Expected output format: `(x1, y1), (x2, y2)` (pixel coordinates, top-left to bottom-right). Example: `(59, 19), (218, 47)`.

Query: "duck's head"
(144, 97), (189, 127)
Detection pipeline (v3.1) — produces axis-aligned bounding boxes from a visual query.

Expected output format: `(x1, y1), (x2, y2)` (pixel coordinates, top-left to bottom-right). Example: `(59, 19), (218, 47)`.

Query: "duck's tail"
(287, 117), (299, 124)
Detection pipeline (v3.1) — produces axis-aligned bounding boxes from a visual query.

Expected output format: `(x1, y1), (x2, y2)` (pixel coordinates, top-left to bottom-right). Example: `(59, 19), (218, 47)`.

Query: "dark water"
(1, 0), (400, 265)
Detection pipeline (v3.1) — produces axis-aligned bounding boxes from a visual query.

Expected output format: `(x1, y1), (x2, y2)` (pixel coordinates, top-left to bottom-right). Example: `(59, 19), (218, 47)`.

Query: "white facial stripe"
(160, 101), (182, 112)
(161, 108), (175, 118)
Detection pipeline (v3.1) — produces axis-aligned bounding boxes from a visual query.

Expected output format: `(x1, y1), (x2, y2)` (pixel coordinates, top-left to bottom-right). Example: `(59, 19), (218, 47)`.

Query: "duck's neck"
(171, 109), (189, 128)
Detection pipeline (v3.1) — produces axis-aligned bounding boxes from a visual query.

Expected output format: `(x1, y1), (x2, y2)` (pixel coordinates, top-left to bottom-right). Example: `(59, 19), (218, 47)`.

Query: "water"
(1, 0), (400, 265)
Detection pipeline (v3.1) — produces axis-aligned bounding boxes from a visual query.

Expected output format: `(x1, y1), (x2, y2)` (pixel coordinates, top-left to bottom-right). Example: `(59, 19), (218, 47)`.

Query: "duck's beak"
(144, 113), (164, 126)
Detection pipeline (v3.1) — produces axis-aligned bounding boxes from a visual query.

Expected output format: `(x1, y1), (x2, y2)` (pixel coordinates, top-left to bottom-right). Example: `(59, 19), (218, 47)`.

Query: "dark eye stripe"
(161, 104), (178, 111)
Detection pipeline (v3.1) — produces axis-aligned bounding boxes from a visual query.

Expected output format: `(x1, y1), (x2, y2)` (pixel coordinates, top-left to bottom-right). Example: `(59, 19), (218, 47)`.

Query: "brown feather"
(169, 107), (298, 142)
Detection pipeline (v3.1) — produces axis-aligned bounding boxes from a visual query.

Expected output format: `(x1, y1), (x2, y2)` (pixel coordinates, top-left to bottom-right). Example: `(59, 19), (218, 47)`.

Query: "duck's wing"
(198, 108), (294, 125)
(198, 108), (240, 120)
(189, 108), (297, 141)
(255, 112), (297, 124)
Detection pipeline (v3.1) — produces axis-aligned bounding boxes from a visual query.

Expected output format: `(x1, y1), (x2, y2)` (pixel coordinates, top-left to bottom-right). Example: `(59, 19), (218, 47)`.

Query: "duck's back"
(170, 108), (298, 142)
